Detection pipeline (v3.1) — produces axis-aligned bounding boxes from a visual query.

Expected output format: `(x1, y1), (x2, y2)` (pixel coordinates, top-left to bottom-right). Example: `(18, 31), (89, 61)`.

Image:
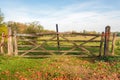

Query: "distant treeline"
(116, 32), (120, 36)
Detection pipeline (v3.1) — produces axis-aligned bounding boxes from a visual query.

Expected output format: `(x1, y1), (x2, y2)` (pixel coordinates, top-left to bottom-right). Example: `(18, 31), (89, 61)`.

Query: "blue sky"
(0, 0), (120, 32)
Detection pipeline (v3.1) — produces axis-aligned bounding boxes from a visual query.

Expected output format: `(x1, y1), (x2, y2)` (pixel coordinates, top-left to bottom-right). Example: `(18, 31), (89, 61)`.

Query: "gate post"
(104, 26), (111, 56)
(0, 32), (5, 54)
(8, 26), (13, 56)
(14, 31), (18, 56)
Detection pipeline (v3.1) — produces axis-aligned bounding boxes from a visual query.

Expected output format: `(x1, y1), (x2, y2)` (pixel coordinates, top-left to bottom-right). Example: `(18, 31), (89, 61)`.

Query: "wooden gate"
(13, 32), (103, 57)
(6, 25), (116, 57)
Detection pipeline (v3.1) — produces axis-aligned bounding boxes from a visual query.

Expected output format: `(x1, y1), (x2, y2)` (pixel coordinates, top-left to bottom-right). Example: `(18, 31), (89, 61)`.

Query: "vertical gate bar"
(99, 32), (104, 57)
(56, 24), (60, 51)
(111, 33), (117, 56)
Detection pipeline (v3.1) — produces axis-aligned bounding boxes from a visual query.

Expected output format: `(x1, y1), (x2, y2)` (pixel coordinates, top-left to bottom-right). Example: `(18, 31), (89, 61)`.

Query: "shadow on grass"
(77, 56), (120, 63)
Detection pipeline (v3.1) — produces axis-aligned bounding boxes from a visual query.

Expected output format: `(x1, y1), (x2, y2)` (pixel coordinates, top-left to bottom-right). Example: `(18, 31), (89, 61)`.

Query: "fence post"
(8, 26), (13, 56)
(104, 26), (111, 56)
(14, 31), (18, 56)
(111, 33), (117, 56)
(99, 32), (104, 57)
(56, 24), (60, 50)
(0, 32), (5, 54)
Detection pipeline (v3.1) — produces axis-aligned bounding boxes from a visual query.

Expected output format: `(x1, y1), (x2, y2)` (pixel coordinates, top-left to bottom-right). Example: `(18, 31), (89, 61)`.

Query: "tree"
(24, 21), (44, 34)
(0, 9), (4, 24)
(6, 21), (27, 33)
(83, 30), (87, 34)
(116, 32), (120, 36)
(0, 9), (7, 38)
(6, 21), (44, 34)
(23, 21), (44, 44)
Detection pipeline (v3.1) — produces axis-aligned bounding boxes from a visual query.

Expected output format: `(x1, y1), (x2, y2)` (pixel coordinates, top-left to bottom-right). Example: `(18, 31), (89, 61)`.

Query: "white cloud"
(1, 0), (120, 32)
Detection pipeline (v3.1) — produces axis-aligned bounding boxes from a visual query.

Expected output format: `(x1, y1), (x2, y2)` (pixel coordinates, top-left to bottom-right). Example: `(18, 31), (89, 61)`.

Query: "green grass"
(0, 56), (120, 80)
(0, 35), (120, 79)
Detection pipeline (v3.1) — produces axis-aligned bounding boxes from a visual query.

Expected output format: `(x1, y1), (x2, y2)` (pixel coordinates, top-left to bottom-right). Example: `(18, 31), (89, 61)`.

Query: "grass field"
(0, 55), (120, 80)
(0, 35), (120, 80)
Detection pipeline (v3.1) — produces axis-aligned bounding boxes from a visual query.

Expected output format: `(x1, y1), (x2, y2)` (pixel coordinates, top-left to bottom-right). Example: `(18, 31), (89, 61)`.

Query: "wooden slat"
(39, 32), (101, 36)
(80, 36), (99, 46)
(20, 36), (57, 56)
(111, 33), (117, 55)
(17, 34), (38, 37)
(18, 39), (35, 42)
(71, 32), (101, 36)
(36, 40), (101, 42)
(18, 45), (34, 47)
(20, 45), (41, 56)
(16, 32), (101, 37)
(18, 45), (100, 47)
(78, 46), (90, 54)
(18, 39), (111, 42)
(62, 47), (76, 55)
(18, 50), (85, 53)
(14, 31), (18, 56)
(16, 32), (115, 38)
(59, 35), (91, 54)
(21, 55), (90, 58)
(99, 32), (104, 56)
(22, 55), (52, 58)
(20, 37), (37, 46)
(59, 35), (78, 46)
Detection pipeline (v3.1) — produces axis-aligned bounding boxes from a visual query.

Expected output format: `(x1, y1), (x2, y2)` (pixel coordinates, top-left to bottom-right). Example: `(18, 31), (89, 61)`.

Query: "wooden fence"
(0, 25), (117, 57)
